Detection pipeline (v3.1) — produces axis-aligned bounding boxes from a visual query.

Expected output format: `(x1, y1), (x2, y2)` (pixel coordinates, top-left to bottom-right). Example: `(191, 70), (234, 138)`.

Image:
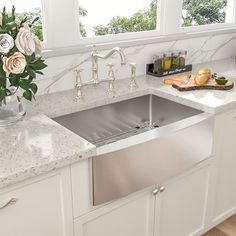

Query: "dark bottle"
(179, 51), (187, 67)
(171, 52), (179, 69)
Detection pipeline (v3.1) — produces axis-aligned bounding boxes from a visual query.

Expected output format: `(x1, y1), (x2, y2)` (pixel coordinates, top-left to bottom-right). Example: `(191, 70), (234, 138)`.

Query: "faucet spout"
(92, 46), (126, 65)
(91, 45), (126, 83)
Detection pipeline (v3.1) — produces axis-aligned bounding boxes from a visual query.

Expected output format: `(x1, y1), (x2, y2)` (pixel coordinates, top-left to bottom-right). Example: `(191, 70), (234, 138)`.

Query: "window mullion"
(42, 0), (80, 49)
(226, 0), (236, 23)
(161, 0), (183, 35)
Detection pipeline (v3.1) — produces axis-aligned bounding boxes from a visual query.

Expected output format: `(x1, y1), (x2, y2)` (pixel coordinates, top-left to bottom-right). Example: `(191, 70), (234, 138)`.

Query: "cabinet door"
(155, 163), (211, 236)
(0, 169), (73, 236)
(212, 110), (236, 223)
(74, 187), (155, 236)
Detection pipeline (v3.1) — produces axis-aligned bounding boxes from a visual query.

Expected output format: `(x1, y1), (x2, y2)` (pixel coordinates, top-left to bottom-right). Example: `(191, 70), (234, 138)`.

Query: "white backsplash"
(37, 32), (236, 95)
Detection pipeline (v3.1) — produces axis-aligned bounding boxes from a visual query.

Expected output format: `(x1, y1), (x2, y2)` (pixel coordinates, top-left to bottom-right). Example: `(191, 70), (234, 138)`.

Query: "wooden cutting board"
(165, 75), (234, 91)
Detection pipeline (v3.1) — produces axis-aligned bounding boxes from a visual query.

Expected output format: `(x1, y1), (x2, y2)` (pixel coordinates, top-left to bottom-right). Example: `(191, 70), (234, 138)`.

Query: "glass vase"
(0, 87), (26, 126)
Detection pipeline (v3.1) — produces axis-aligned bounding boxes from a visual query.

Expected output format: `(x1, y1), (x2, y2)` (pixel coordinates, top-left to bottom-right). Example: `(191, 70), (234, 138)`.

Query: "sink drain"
(135, 122), (159, 129)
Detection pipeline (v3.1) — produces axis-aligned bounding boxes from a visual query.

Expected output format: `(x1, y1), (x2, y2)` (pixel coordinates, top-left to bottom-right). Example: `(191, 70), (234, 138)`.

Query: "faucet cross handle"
(106, 62), (115, 79)
(74, 68), (83, 87)
(106, 63), (115, 93)
(74, 68), (84, 100)
(129, 62), (138, 89)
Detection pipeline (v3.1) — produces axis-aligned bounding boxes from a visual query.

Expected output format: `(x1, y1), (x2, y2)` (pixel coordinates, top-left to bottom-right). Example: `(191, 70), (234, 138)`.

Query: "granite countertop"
(0, 115), (95, 189)
(1, 59), (236, 190)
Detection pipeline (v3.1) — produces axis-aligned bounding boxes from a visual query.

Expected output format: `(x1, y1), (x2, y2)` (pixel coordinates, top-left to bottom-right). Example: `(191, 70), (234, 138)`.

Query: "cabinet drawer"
(0, 169), (73, 236)
(74, 186), (155, 236)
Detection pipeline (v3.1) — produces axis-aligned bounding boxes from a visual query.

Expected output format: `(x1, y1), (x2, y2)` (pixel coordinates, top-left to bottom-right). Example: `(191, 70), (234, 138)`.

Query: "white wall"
(37, 32), (236, 95)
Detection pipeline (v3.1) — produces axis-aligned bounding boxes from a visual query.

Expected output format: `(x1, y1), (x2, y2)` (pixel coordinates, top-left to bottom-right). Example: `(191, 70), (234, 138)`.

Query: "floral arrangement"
(0, 6), (47, 104)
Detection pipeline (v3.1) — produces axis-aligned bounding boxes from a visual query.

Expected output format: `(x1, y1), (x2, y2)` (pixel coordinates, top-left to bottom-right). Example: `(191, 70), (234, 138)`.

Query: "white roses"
(33, 35), (42, 56)
(0, 23), (42, 58)
(0, 34), (14, 54)
(2, 52), (27, 75)
(0, 7), (47, 103)
(0, 24), (43, 76)
(15, 26), (40, 56)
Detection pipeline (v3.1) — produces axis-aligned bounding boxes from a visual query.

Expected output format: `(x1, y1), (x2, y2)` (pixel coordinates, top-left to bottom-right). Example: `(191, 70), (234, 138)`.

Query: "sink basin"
(53, 94), (201, 146)
(53, 94), (213, 205)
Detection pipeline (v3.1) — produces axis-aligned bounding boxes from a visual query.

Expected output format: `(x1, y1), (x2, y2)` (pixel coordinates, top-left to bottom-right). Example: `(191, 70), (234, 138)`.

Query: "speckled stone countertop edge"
(0, 114), (96, 190)
(1, 66), (236, 190)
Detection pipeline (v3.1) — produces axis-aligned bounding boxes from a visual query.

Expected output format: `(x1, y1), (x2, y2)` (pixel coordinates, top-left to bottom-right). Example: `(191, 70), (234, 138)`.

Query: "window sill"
(42, 27), (236, 59)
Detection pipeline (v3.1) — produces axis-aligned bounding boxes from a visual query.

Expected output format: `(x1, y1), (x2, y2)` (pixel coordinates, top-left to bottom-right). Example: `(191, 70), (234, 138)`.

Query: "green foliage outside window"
(16, 8), (43, 41)
(79, 6), (87, 37)
(182, 0), (227, 26)
(8, 0), (229, 38)
(16, 7), (88, 39)
(93, 0), (157, 36)
(91, 0), (227, 36)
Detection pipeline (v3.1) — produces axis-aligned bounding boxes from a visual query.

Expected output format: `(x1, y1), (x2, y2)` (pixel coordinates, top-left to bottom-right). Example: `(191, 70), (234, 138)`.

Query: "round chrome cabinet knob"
(152, 188), (159, 196)
(159, 186), (166, 193)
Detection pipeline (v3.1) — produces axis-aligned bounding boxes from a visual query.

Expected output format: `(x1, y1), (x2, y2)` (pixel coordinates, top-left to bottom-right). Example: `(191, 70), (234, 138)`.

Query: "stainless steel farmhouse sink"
(53, 94), (213, 205)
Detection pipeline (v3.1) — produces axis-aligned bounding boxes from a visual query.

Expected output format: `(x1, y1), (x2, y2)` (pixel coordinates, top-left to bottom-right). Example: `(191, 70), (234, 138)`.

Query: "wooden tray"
(165, 75), (234, 91)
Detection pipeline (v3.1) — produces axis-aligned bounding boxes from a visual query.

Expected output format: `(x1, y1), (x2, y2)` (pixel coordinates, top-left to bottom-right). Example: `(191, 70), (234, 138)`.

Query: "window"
(0, 0), (43, 40)
(182, 0), (234, 27)
(1, 0), (235, 53)
(78, 0), (158, 37)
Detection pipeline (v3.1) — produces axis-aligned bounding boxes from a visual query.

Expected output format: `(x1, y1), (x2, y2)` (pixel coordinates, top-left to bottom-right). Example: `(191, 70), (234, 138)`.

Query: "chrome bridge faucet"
(74, 45), (139, 100)
(91, 45), (126, 83)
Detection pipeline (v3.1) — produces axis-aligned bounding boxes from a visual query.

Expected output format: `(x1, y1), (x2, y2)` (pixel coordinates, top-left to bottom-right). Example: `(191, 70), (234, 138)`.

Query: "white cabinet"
(72, 159), (212, 236)
(4, 107), (236, 235)
(155, 162), (211, 236)
(0, 133), (215, 236)
(0, 168), (74, 236)
(211, 109), (236, 224)
(74, 186), (155, 236)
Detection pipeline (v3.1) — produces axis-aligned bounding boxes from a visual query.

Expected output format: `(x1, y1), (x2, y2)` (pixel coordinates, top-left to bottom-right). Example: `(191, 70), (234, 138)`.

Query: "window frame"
(39, 0), (236, 56)
(41, 0), (80, 49)
(180, 0), (236, 33)
(76, 0), (163, 46)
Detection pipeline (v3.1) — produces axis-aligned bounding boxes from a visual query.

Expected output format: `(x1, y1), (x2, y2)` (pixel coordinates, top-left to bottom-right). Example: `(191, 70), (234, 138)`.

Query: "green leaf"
(26, 66), (36, 78)
(30, 17), (40, 27)
(2, 7), (6, 26)
(30, 59), (47, 70)
(10, 76), (20, 86)
(12, 5), (16, 21)
(23, 90), (32, 101)
(28, 76), (33, 83)
(5, 22), (17, 31)
(0, 63), (6, 86)
(0, 77), (6, 86)
(0, 87), (6, 102)
(35, 71), (44, 75)
(0, 29), (8, 33)
(20, 16), (28, 26)
(30, 83), (38, 94)
(8, 46), (18, 55)
(20, 72), (29, 78)
(0, 63), (6, 79)
(26, 53), (36, 63)
(19, 79), (30, 90)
